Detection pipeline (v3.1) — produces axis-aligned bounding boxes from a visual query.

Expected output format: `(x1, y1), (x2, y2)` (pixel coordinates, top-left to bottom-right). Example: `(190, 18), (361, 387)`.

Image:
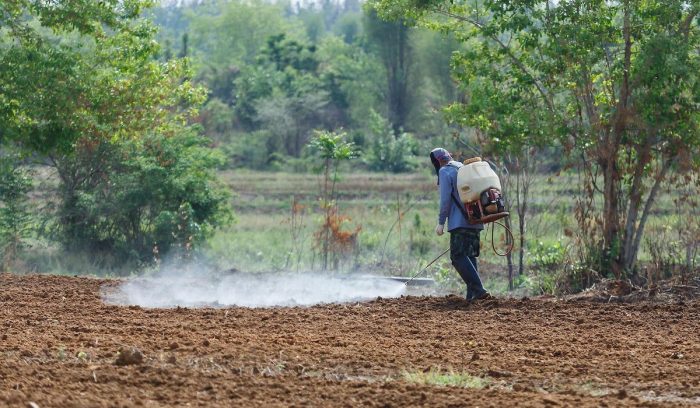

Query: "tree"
(0, 0), (157, 152)
(52, 131), (230, 269)
(0, 0), (229, 269)
(370, 0), (700, 277)
(235, 34), (352, 158)
(187, 0), (300, 67)
(363, 110), (418, 172)
(363, 8), (414, 134)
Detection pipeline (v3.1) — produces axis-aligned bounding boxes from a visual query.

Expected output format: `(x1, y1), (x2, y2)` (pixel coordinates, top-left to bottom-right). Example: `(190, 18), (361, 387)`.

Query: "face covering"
(430, 148), (450, 185)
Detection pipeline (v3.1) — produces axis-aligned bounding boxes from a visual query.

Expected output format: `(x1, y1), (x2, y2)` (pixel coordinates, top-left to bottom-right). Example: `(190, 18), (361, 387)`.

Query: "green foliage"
(0, 155), (33, 270)
(526, 240), (569, 295)
(363, 110), (418, 173)
(0, 0), (148, 39)
(368, 0), (700, 276)
(530, 241), (568, 274)
(199, 98), (237, 141)
(187, 0), (298, 67)
(308, 130), (358, 163)
(363, 7), (414, 134)
(233, 34), (350, 157)
(316, 36), (385, 128)
(0, 0), (206, 154)
(333, 12), (363, 44)
(52, 131), (231, 270)
(0, 0), (227, 274)
(307, 130), (360, 270)
(196, 65), (240, 106)
(151, 1), (461, 163)
(224, 130), (275, 170)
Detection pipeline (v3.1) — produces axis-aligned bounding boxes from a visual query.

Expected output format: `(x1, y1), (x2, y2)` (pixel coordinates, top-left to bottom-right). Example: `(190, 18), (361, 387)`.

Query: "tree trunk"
(600, 148), (622, 278)
(624, 159), (672, 271)
(621, 142), (652, 273)
(514, 155), (532, 277)
(505, 215), (514, 291)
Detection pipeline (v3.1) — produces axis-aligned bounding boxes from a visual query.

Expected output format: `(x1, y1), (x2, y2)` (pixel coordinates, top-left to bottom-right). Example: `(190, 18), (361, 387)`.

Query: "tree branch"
(680, 8), (699, 40)
(629, 157), (674, 268)
(436, 9), (555, 112)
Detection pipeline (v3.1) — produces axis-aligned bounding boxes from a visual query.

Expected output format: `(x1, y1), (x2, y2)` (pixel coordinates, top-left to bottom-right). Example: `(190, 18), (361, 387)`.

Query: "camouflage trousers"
(449, 228), (481, 259)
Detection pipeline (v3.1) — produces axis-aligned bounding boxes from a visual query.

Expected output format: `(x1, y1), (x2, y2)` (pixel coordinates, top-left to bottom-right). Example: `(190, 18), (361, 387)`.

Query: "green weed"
(402, 368), (489, 389)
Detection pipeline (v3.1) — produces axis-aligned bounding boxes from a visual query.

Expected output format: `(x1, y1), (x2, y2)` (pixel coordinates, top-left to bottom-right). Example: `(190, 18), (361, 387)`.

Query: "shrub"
(52, 131), (232, 271)
(527, 240), (567, 295)
(363, 110), (417, 173)
(530, 240), (567, 273)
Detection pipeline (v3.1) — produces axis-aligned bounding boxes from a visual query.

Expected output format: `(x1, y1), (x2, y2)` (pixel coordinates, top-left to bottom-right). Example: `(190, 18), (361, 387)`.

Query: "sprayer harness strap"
(446, 163), (471, 221)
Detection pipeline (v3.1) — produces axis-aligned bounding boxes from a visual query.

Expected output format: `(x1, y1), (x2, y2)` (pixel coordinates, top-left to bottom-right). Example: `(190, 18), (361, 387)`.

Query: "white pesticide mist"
(103, 265), (407, 308)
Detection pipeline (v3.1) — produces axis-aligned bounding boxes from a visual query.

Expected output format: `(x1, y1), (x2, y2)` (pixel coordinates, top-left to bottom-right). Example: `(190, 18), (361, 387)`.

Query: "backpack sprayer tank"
(456, 157), (509, 224)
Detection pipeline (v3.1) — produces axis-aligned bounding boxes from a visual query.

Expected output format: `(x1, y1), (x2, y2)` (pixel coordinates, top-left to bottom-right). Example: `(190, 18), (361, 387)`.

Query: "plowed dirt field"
(1, 274), (699, 407)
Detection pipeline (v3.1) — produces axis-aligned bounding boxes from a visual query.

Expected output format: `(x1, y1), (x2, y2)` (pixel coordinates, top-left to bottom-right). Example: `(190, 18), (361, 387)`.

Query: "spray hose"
(488, 220), (514, 257)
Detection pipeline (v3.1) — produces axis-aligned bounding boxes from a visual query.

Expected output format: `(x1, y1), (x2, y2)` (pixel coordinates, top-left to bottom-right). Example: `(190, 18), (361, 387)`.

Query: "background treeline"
(149, 0), (471, 172)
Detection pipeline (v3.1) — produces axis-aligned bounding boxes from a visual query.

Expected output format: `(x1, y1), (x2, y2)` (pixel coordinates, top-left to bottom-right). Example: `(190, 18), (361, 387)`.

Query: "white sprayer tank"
(457, 159), (502, 204)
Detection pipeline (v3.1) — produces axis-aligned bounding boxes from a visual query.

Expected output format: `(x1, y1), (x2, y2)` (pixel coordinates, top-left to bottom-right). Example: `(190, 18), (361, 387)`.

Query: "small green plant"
(57, 346), (67, 361)
(307, 129), (360, 270)
(76, 351), (89, 362)
(528, 240), (568, 295)
(530, 240), (567, 272)
(402, 368), (489, 389)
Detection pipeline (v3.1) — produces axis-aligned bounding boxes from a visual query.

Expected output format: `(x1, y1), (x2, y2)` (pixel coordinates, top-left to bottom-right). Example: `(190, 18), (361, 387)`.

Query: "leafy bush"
(52, 131), (232, 271)
(363, 110), (417, 173)
(527, 240), (568, 295)
(530, 240), (567, 273)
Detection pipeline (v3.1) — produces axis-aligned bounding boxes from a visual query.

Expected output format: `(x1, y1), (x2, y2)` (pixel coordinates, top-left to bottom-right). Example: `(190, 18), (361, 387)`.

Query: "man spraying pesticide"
(417, 148), (510, 301)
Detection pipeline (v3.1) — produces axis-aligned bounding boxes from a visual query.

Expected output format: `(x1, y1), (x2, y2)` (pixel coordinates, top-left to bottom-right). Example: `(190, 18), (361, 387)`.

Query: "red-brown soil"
(1, 274), (698, 407)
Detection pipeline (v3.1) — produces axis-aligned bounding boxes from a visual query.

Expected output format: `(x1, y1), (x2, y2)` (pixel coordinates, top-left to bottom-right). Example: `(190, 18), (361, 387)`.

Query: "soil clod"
(115, 347), (144, 366)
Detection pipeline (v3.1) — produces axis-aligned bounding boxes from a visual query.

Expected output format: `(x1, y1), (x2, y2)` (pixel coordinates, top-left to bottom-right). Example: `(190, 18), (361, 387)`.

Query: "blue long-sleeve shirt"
(438, 161), (484, 232)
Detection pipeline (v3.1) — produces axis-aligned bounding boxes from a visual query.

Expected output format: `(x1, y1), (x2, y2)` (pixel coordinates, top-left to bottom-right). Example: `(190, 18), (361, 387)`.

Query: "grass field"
(209, 170), (560, 293)
(207, 168), (695, 293)
(22, 165), (696, 296)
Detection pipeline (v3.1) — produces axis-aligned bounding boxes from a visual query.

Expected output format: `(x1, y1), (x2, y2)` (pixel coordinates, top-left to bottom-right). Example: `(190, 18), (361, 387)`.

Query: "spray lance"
(405, 157), (514, 285)
(405, 248), (450, 286)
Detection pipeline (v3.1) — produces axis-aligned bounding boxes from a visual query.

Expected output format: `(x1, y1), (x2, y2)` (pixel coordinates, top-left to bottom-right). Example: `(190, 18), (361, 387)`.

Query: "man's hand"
(435, 224), (444, 236)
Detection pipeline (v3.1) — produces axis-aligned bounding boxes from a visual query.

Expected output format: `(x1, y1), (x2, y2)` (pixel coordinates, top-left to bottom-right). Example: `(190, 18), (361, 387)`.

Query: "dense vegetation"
(0, 0), (697, 292)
